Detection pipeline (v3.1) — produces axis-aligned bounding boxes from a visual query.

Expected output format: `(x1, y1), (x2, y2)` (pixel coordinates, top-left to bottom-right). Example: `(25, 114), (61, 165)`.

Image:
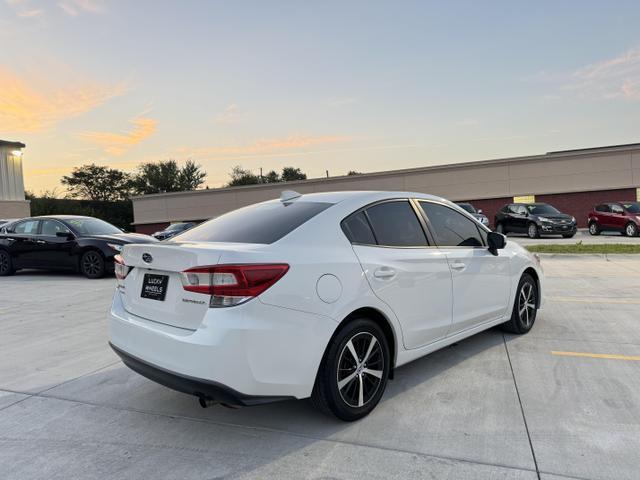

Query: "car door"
(418, 201), (511, 335)
(37, 219), (77, 268)
(4, 219), (41, 267)
(609, 204), (626, 231)
(345, 200), (453, 350)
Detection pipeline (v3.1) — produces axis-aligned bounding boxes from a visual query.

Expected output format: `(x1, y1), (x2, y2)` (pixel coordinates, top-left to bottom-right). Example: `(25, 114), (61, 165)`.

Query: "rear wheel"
(312, 318), (390, 421)
(527, 222), (540, 239)
(625, 222), (638, 237)
(588, 222), (600, 235)
(501, 273), (538, 334)
(80, 250), (105, 279)
(0, 250), (14, 276)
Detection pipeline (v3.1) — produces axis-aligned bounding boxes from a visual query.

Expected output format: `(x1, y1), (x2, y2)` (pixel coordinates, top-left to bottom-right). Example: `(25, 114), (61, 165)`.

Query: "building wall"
(0, 147), (26, 201)
(131, 144), (640, 230)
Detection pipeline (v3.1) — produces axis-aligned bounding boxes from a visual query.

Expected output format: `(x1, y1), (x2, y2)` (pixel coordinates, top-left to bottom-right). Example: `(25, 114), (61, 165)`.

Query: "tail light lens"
(114, 254), (131, 281)
(180, 264), (289, 307)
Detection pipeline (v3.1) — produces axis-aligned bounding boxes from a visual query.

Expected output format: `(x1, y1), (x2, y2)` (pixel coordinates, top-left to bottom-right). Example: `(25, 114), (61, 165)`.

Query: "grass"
(525, 243), (640, 254)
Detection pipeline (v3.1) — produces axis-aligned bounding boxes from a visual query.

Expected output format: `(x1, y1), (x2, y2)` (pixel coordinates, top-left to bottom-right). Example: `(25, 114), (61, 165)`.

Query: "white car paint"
(109, 190), (543, 405)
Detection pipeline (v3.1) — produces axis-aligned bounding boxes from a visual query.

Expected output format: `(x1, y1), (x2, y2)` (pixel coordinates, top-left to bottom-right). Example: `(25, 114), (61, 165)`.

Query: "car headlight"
(571, 217), (576, 223)
(107, 243), (123, 252)
(538, 216), (551, 223)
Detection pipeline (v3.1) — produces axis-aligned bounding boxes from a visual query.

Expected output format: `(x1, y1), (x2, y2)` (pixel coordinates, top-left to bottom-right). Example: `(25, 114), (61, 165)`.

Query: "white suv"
(109, 191), (543, 421)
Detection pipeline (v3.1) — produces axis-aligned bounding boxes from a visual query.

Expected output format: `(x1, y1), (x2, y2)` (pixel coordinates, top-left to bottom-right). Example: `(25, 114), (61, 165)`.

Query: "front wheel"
(625, 222), (638, 237)
(0, 249), (14, 276)
(501, 273), (538, 334)
(527, 222), (540, 239)
(80, 250), (105, 279)
(312, 318), (390, 421)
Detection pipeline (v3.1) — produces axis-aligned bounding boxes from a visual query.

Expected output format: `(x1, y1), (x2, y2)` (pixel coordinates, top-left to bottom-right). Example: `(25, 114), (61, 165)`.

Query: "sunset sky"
(2, 0), (640, 194)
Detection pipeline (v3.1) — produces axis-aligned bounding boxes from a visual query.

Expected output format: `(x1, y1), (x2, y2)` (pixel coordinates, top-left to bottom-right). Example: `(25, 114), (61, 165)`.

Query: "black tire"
(495, 223), (506, 234)
(501, 273), (538, 334)
(588, 222), (600, 236)
(80, 250), (105, 279)
(624, 222), (638, 237)
(527, 222), (540, 239)
(311, 318), (390, 421)
(562, 233), (575, 238)
(0, 249), (15, 276)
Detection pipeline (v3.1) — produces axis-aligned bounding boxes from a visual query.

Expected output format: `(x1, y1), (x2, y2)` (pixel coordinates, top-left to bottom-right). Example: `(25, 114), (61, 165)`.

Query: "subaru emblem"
(142, 253), (153, 263)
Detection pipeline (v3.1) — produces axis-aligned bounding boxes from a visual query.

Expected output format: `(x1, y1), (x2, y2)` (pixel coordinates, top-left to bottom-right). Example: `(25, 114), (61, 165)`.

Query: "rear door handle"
(35, 240), (46, 244)
(450, 261), (466, 271)
(373, 267), (396, 279)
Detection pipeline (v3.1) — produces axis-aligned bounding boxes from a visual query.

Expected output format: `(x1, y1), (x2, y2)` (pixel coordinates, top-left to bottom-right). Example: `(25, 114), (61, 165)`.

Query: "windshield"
(622, 202), (640, 213)
(174, 201), (333, 244)
(456, 203), (476, 214)
(526, 204), (560, 215)
(66, 218), (122, 236)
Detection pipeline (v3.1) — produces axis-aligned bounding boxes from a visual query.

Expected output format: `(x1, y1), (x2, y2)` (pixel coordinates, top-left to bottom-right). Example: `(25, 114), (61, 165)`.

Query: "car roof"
(268, 190), (450, 205)
(31, 215), (93, 221)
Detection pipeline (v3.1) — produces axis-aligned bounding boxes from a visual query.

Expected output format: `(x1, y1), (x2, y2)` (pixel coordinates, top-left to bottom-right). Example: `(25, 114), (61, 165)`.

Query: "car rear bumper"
(108, 290), (337, 400)
(109, 342), (293, 406)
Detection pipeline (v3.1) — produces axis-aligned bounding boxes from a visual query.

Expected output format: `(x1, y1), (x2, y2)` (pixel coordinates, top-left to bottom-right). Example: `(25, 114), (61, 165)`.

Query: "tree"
(227, 166), (261, 186)
(61, 164), (132, 201)
(347, 170), (362, 176)
(281, 167), (307, 182)
(131, 159), (206, 195)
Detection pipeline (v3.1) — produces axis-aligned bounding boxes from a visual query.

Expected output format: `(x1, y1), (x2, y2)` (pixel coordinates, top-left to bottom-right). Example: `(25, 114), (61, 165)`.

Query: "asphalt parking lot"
(509, 228), (634, 246)
(1, 256), (639, 480)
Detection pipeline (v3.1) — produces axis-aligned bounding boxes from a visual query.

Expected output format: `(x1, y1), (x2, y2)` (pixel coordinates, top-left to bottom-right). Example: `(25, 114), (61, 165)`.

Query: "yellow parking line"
(548, 296), (640, 305)
(551, 351), (640, 361)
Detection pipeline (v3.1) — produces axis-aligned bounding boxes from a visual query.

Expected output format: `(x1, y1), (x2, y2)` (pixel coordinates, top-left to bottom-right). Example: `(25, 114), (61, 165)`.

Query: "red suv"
(588, 202), (640, 236)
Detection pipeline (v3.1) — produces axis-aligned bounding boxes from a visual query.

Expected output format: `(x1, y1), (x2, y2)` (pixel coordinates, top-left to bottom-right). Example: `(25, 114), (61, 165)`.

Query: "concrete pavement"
(1, 259), (639, 479)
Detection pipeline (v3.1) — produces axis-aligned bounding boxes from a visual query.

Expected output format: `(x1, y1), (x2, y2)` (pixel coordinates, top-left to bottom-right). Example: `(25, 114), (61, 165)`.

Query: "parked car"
(455, 202), (489, 226)
(0, 215), (158, 278)
(495, 202), (577, 239)
(109, 191), (543, 421)
(588, 202), (640, 236)
(0, 218), (18, 228)
(152, 222), (196, 240)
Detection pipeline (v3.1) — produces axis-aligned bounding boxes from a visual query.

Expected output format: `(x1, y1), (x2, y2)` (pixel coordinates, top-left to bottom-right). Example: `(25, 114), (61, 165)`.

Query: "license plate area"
(141, 273), (169, 301)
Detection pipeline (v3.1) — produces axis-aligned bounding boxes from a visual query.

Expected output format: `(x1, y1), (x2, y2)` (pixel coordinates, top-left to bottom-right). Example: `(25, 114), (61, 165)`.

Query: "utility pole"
(326, 170), (329, 178)
(260, 167), (263, 182)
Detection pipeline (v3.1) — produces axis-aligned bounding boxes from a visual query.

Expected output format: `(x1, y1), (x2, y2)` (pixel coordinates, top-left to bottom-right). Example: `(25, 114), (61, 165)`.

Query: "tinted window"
(13, 220), (39, 234)
(66, 218), (122, 235)
(420, 202), (484, 247)
(456, 203), (476, 214)
(342, 211), (376, 245)
(622, 202), (640, 213)
(595, 204), (610, 213)
(41, 219), (70, 236)
(364, 201), (428, 247)
(174, 201), (333, 244)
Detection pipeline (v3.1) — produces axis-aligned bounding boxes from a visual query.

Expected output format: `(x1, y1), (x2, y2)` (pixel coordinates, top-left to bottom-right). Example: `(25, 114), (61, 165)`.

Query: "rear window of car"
(342, 211), (377, 245)
(173, 201), (333, 244)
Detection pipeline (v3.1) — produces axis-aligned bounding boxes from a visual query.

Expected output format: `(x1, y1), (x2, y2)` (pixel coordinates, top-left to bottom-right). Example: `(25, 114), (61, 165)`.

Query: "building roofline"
(0, 140), (26, 149)
(131, 142), (640, 200)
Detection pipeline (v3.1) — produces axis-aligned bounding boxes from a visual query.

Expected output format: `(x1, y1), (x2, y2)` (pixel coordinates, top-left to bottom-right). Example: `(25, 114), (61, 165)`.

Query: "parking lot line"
(551, 351), (640, 361)
(548, 296), (640, 304)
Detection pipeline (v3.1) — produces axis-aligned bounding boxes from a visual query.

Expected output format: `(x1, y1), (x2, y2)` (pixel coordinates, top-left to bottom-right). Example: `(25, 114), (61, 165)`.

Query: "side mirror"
(487, 231), (506, 256)
(56, 231), (74, 239)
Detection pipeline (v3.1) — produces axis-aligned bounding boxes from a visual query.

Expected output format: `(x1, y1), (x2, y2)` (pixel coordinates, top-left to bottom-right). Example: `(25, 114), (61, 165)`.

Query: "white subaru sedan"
(109, 191), (543, 421)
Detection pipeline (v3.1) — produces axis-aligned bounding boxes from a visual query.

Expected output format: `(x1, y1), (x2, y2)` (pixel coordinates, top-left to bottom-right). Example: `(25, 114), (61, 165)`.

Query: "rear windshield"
(173, 201), (333, 244)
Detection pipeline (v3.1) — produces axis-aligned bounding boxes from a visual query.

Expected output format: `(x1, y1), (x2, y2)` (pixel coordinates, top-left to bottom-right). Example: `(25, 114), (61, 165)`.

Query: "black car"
(494, 203), (577, 239)
(152, 222), (196, 240)
(455, 202), (490, 227)
(0, 215), (157, 278)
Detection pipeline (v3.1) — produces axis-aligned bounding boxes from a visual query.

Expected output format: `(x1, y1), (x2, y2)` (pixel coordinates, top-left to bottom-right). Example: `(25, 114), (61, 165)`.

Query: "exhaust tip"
(198, 395), (217, 409)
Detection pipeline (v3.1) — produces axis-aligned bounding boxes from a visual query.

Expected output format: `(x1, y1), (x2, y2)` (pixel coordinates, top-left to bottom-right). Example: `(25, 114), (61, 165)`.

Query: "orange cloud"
(58, 0), (105, 16)
(180, 135), (350, 157)
(78, 117), (158, 155)
(0, 66), (126, 133)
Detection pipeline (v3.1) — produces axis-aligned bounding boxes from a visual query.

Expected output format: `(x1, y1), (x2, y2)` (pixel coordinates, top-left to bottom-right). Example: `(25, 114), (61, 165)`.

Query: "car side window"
(508, 205), (520, 214)
(13, 220), (39, 235)
(364, 201), (429, 247)
(611, 204), (624, 214)
(516, 205), (528, 215)
(40, 220), (71, 236)
(342, 211), (377, 245)
(419, 202), (485, 247)
(595, 204), (609, 213)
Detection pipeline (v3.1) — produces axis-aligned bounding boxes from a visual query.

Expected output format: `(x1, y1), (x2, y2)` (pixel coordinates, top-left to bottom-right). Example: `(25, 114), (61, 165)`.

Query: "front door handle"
(373, 267), (396, 279)
(35, 240), (46, 244)
(450, 261), (466, 271)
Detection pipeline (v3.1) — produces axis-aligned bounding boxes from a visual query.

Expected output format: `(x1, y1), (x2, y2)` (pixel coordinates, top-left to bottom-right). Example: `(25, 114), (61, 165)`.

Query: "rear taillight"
(180, 264), (289, 307)
(114, 254), (131, 281)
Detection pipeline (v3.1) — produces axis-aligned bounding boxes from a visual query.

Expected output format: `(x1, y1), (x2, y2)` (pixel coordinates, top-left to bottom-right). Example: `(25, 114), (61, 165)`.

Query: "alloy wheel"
(626, 224), (637, 237)
(589, 223), (598, 235)
(528, 223), (538, 239)
(82, 252), (102, 277)
(518, 282), (536, 328)
(0, 251), (9, 275)
(336, 332), (384, 408)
